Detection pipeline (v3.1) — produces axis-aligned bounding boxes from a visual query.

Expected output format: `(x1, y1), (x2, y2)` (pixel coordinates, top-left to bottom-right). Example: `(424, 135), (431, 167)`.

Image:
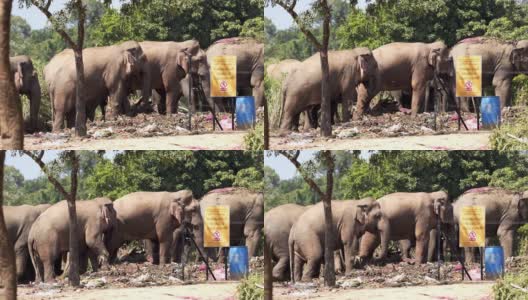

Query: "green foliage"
(264, 75), (282, 129)
(236, 273), (264, 300)
(5, 151), (263, 205)
(490, 113), (528, 150)
(244, 122), (264, 150)
(493, 270), (528, 300)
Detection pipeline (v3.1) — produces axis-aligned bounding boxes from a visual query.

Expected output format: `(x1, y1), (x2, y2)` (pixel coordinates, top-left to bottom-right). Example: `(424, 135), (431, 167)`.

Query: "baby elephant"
(289, 198), (375, 282)
(28, 197), (116, 282)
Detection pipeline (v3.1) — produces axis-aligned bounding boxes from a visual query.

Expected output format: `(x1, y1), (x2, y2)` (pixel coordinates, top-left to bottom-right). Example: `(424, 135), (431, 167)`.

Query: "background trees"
(4, 150), (263, 205)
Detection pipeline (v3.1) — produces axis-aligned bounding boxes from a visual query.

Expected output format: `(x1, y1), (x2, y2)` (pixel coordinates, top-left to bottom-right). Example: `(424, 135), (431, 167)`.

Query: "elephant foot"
(402, 257), (415, 264)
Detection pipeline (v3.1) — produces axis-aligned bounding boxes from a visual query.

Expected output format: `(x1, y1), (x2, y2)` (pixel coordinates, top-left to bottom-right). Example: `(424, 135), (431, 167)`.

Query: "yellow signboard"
(210, 56), (237, 97)
(459, 206), (485, 247)
(204, 206), (230, 247)
(455, 56), (482, 97)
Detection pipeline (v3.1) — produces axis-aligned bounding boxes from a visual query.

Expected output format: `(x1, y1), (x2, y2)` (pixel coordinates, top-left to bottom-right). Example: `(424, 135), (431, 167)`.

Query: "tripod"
(181, 224), (217, 281)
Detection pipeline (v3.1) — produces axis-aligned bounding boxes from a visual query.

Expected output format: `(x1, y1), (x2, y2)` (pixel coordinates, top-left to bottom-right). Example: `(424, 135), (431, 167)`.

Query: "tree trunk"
(322, 150), (335, 287)
(74, 1), (86, 137)
(73, 51), (86, 137)
(67, 151), (80, 286)
(319, 0), (332, 137)
(264, 236), (272, 300)
(0, 0), (23, 149)
(0, 151), (17, 300)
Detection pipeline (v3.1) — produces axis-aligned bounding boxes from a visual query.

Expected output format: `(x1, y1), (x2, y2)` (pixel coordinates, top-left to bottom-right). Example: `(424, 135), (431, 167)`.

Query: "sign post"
(459, 205), (486, 280)
(204, 206), (230, 280)
(455, 56), (482, 131)
(210, 56), (237, 131)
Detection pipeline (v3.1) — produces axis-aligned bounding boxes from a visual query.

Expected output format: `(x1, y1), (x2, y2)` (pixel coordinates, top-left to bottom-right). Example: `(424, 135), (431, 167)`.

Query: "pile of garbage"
(274, 106), (526, 145)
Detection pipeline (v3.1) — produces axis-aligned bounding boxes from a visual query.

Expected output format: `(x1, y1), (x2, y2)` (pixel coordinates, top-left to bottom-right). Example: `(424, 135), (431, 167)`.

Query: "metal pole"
(188, 53), (193, 131)
(232, 98), (235, 130)
(480, 247), (484, 280)
(437, 213), (441, 280)
(457, 97), (461, 131)
(213, 99), (216, 131)
(476, 97), (480, 131)
(224, 247), (228, 280)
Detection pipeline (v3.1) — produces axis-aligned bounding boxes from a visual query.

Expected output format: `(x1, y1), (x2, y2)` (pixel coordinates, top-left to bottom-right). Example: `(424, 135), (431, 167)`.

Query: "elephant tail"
(28, 237), (40, 281)
(278, 80), (288, 129)
(288, 235), (295, 283)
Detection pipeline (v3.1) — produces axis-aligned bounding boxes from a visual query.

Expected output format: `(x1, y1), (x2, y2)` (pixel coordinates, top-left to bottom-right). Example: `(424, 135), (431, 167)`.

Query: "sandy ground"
(23, 132), (246, 150)
(274, 282), (494, 300)
(18, 282), (239, 300)
(271, 132), (491, 150)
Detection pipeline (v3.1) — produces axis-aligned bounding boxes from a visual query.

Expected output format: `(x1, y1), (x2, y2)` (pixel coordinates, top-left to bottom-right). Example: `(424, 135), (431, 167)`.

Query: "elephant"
(138, 40), (208, 115)
(359, 191), (450, 264)
(266, 59), (301, 82)
(10, 56), (41, 132)
(447, 37), (528, 109)
(288, 198), (375, 282)
(279, 48), (378, 132)
(27, 198), (116, 282)
(44, 41), (150, 131)
(107, 190), (197, 265)
(263, 203), (310, 281)
(205, 37), (264, 108)
(4, 204), (50, 282)
(453, 187), (528, 262)
(355, 41), (450, 119)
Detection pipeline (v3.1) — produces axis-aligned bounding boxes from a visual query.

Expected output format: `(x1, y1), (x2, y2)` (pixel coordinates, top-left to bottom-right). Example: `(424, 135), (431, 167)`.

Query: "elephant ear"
(170, 202), (184, 226)
(101, 204), (114, 227)
(517, 192), (528, 221)
(511, 44), (527, 71)
(125, 50), (138, 76)
(356, 204), (369, 224)
(358, 54), (370, 80)
(14, 62), (24, 90)
(177, 48), (190, 74)
(428, 48), (441, 67)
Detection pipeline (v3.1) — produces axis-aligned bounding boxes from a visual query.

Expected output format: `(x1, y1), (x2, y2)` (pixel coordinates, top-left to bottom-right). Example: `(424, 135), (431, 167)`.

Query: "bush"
(490, 114), (528, 150)
(264, 75), (283, 130)
(244, 122), (264, 150)
(236, 273), (264, 300)
(512, 75), (528, 107)
(493, 270), (528, 300)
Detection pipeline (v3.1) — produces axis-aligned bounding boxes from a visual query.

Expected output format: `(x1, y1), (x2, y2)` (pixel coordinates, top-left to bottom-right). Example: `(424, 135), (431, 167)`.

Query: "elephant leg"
(359, 231), (380, 260)
(43, 256), (57, 282)
(15, 246), (28, 281)
(334, 250), (343, 274)
(410, 82), (426, 117)
(293, 253), (303, 282)
(399, 240), (412, 260)
(498, 228), (515, 258)
(302, 110), (313, 131)
(302, 255), (322, 281)
(66, 111), (75, 129)
(157, 226), (173, 265)
(251, 71), (264, 107)
(494, 79), (513, 109)
(341, 86), (357, 123)
(428, 229), (437, 262)
(464, 247), (475, 263)
(53, 107), (65, 132)
(272, 256), (289, 281)
(165, 89), (180, 115)
(415, 226), (430, 264)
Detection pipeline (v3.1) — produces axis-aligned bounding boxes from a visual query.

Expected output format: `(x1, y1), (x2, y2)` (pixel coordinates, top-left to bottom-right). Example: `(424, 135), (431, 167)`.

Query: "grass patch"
(236, 273), (264, 300)
(244, 122), (264, 150)
(265, 75), (283, 130)
(493, 270), (528, 300)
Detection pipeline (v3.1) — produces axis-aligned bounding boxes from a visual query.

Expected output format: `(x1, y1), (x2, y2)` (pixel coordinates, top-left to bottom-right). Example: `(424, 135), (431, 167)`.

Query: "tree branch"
(278, 150), (325, 198)
(31, 2), (77, 49)
(22, 150), (71, 200)
(274, 2), (322, 50)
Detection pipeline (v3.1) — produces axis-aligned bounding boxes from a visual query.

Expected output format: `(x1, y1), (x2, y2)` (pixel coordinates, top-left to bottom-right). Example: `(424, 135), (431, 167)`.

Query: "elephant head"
(516, 190), (528, 221)
(363, 201), (391, 259)
(428, 41), (449, 73)
(511, 40), (528, 74)
(12, 57), (41, 131)
(430, 190), (452, 223)
(169, 189), (197, 227)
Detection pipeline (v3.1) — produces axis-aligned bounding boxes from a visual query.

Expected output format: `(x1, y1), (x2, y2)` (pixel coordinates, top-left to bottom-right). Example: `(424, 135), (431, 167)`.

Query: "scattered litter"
(92, 127), (114, 138)
(337, 128), (359, 138)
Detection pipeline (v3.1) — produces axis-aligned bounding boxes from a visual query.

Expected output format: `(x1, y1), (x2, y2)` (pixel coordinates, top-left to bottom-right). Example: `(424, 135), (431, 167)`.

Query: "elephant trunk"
(29, 76), (41, 131)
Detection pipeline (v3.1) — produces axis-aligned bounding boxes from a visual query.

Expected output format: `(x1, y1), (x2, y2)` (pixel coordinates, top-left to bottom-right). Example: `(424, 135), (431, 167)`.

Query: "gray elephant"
(355, 41), (449, 119)
(107, 190), (197, 265)
(289, 198), (375, 282)
(359, 191), (450, 264)
(267, 59), (301, 82)
(264, 203), (310, 281)
(4, 204), (50, 282)
(10, 56), (41, 132)
(447, 37), (528, 109)
(453, 187), (528, 262)
(28, 198), (116, 282)
(205, 37), (264, 108)
(138, 40), (208, 115)
(44, 41), (149, 131)
(279, 48), (378, 132)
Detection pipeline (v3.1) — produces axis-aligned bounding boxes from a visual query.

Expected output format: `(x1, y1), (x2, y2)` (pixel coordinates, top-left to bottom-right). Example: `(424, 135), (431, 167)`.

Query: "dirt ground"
(271, 132), (491, 150)
(18, 282), (239, 300)
(270, 106), (524, 150)
(22, 111), (253, 150)
(274, 282), (493, 300)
